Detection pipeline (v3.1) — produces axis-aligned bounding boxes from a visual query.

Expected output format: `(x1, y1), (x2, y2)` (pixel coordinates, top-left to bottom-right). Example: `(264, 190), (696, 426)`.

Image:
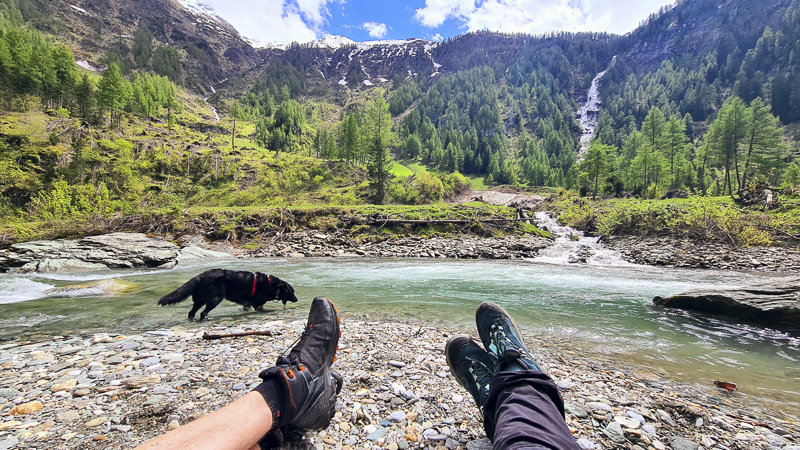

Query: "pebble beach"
(1, 309), (798, 450)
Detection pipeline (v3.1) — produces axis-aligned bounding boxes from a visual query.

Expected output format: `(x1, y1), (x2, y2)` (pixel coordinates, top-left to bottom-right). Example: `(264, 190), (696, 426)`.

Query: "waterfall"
(203, 84), (220, 122)
(576, 56), (616, 159)
(532, 212), (631, 266)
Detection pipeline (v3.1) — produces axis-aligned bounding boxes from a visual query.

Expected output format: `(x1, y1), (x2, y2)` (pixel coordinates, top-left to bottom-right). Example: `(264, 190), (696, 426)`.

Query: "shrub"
(29, 181), (114, 220)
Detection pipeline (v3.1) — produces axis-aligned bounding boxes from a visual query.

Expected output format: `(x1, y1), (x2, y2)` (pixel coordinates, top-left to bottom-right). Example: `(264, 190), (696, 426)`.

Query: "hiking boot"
(256, 296), (342, 431)
(445, 336), (493, 413)
(476, 302), (542, 373)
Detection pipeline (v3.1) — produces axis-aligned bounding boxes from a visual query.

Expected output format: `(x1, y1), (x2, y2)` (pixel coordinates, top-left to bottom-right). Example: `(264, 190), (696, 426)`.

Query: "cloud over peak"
(363, 21), (389, 38)
(414, 0), (667, 35)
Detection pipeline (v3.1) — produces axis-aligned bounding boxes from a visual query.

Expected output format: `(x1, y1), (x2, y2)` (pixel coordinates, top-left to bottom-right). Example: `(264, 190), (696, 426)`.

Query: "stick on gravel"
(202, 330), (279, 340)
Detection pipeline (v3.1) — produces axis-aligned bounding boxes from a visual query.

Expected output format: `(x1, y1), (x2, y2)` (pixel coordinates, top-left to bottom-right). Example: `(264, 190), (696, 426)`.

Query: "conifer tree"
(366, 97), (395, 204)
(708, 96), (747, 194)
(98, 63), (130, 128)
(740, 97), (786, 188)
(664, 114), (688, 189)
(579, 142), (614, 199)
(339, 113), (360, 163)
(229, 100), (242, 151)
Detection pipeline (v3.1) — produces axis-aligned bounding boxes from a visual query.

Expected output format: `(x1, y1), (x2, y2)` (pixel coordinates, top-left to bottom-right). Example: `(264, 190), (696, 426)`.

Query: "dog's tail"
(158, 276), (200, 306)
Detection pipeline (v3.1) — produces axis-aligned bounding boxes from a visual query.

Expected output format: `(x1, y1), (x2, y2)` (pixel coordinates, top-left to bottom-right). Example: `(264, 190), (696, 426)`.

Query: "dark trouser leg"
(483, 370), (579, 450)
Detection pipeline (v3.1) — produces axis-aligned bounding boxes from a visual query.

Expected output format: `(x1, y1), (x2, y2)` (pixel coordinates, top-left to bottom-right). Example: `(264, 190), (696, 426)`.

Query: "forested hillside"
(1, 0), (800, 242)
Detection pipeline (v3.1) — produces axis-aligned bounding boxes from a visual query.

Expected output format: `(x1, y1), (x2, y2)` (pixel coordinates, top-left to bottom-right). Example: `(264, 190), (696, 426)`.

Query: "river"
(0, 257), (798, 418)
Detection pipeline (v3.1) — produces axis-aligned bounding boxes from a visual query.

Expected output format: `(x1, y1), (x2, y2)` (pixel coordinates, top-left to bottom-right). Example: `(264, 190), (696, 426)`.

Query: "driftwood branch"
(202, 330), (279, 340)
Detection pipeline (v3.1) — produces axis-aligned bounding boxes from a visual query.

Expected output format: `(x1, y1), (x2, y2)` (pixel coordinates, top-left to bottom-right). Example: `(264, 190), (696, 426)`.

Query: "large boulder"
(0, 233), (179, 273)
(653, 279), (800, 331)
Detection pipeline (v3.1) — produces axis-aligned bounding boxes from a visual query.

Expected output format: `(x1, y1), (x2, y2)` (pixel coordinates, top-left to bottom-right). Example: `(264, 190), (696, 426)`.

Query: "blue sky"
(199, 0), (675, 44)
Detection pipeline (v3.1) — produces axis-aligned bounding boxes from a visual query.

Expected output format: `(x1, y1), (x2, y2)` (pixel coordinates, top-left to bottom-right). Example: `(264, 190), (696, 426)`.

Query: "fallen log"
(365, 218), (524, 225)
(653, 278), (800, 332)
(202, 330), (279, 340)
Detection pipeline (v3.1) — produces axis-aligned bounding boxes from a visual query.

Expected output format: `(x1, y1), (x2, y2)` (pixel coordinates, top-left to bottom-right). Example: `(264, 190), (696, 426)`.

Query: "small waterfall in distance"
(532, 212), (632, 266)
(576, 56), (616, 160)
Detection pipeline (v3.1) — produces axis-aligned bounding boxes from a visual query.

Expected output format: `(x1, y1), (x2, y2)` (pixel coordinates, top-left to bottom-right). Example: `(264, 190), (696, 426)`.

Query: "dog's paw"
(242, 306), (252, 311)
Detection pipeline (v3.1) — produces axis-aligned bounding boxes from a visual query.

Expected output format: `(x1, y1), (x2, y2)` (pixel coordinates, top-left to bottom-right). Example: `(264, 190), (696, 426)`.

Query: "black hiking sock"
(253, 378), (287, 428)
(499, 357), (527, 373)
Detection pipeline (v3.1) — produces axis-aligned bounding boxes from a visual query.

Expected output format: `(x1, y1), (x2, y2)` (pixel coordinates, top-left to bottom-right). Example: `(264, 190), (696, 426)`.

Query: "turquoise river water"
(0, 258), (798, 418)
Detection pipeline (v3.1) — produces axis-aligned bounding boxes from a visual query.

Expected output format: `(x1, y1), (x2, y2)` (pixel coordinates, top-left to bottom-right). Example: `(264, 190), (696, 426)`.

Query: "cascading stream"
(576, 56), (616, 159)
(203, 83), (221, 122)
(533, 211), (631, 265)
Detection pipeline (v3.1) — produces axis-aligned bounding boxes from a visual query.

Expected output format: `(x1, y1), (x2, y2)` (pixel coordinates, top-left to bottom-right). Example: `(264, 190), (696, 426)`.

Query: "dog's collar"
(252, 274), (272, 297)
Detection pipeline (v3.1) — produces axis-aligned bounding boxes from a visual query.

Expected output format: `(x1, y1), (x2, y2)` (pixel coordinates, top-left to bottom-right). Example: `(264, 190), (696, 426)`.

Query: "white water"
(533, 211), (632, 266)
(0, 278), (54, 303)
(576, 56), (616, 159)
(203, 86), (220, 122)
(203, 82), (224, 122)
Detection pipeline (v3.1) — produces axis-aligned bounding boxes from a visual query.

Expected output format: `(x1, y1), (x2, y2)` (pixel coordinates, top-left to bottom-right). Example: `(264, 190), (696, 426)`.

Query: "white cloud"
(202, 0), (342, 43)
(414, 0), (673, 35)
(430, 32), (444, 41)
(363, 21), (388, 38)
(415, 0), (476, 28)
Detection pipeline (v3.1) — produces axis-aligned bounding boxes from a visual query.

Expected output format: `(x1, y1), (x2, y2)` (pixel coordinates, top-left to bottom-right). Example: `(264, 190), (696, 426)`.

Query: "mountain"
(1, 0), (799, 223)
(18, 0), (259, 93)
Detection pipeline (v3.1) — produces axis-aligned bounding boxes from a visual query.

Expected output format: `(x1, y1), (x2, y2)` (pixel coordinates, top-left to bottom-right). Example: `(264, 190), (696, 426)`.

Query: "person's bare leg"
(134, 392), (272, 450)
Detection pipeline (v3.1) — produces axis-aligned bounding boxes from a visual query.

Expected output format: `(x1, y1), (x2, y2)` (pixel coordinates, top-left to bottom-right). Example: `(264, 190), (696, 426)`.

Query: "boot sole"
(444, 336), (470, 390)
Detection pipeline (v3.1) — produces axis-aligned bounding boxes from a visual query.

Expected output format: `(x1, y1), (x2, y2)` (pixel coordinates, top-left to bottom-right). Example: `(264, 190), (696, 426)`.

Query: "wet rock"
(653, 278), (800, 331)
(0, 233), (181, 273)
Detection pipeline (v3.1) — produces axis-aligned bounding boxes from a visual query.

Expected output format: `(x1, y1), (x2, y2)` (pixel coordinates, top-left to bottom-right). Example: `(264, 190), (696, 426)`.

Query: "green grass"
(464, 175), (489, 190)
(389, 160), (414, 177)
(396, 159), (489, 190)
(399, 160), (432, 175)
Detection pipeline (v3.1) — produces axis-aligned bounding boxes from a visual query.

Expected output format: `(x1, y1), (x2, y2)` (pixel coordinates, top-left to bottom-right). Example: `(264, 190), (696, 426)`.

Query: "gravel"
(0, 312), (797, 449)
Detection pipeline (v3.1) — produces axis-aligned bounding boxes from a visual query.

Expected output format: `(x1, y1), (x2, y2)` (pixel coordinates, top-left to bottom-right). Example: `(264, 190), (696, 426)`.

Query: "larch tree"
(740, 97), (786, 188)
(229, 100), (242, 151)
(708, 96), (747, 195)
(97, 63), (131, 129)
(366, 97), (395, 204)
(664, 114), (689, 189)
(579, 142), (614, 199)
(339, 114), (360, 163)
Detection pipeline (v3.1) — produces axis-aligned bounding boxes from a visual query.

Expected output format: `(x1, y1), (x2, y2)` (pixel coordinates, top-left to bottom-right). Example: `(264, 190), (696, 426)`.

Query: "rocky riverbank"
(606, 236), (800, 273)
(5, 229), (800, 275)
(0, 312), (797, 450)
(241, 231), (552, 260)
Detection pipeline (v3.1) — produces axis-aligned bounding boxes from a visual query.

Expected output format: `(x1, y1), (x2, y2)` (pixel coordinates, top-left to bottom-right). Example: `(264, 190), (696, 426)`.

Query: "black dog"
(158, 269), (298, 321)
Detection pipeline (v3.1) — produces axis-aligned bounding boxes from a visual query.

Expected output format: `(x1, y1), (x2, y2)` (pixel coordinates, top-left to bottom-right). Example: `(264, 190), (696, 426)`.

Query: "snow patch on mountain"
(177, 0), (225, 24)
(245, 37), (289, 50)
(313, 35), (356, 49)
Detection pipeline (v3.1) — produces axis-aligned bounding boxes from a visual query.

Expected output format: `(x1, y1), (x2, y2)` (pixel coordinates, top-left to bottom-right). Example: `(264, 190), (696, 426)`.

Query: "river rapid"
(0, 257), (798, 418)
